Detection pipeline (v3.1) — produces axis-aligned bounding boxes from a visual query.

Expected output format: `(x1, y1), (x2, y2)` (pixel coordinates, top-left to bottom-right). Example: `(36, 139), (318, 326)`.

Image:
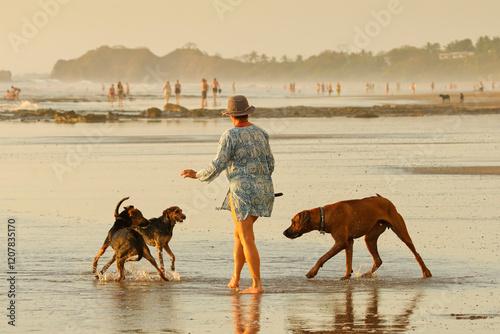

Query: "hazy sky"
(2, 0), (499, 75)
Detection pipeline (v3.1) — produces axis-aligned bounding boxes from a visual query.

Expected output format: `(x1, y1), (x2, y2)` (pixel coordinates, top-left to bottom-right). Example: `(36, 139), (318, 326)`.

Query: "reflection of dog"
(92, 197), (168, 281)
(439, 94), (450, 103)
(132, 206), (186, 272)
(283, 194), (432, 280)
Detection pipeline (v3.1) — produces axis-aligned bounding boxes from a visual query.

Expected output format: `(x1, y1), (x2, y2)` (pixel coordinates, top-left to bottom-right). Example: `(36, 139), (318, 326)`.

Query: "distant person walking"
(175, 80), (181, 104)
(212, 78), (220, 106)
(410, 83), (416, 94)
(336, 82), (341, 96)
(117, 81), (124, 108)
(201, 78), (209, 109)
(108, 84), (115, 107)
(232, 82), (236, 94)
(163, 80), (172, 104)
(126, 82), (130, 96)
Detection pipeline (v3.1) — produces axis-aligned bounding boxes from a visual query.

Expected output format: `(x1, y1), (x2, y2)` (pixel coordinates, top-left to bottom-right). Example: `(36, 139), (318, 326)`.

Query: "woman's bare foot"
(228, 275), (239, 289)
(239, 286), (263, 294)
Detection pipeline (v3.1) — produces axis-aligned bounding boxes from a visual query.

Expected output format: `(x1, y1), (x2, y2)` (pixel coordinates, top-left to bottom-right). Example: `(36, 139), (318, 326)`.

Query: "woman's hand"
(181, 169), (197, 179)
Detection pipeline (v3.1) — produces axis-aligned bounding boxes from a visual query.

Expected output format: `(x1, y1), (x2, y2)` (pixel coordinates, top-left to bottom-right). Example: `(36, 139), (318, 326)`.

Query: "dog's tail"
(376, 193), (382, 197)
(114, 196), (130, 217)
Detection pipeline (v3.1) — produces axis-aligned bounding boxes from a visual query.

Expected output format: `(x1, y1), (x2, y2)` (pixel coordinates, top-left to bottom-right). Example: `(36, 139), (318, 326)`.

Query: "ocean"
(1, 79), (470, 116)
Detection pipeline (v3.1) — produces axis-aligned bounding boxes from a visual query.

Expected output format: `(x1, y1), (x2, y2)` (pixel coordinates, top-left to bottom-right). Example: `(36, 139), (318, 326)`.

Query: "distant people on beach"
(336, 82), (341, 96)
(431, 82), (435, 92)
(386, 82), (389, 95)
(232, 82), (236, 94)
(126, 82), (129, 96)
(175, 80), (181, 104)
(478, 81), (484, 92)
(409, 83), (416, 94)
(163, 80), (172, 104)
(6, 86), (20, 100)
(201, 78), (209, 109)
(289, 82), (296, 95)
(460, 93), (464, 103)
(365, 83), (375, 94)
(211, 78), (220, 106)
(328, 84), (333, 96)
(117, 81), (124, 108)
(316, 83), (320, 95)
(108, 84), (115, 107)
(396, 82), (400, 93)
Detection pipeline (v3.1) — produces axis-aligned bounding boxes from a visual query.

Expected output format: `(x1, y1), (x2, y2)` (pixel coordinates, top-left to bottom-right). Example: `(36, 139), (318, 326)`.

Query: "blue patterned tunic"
(196, 125), (275, 221)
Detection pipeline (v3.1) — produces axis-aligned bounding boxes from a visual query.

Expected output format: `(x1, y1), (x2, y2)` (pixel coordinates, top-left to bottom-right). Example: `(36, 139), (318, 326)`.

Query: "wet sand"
(1, 115), (499, 333)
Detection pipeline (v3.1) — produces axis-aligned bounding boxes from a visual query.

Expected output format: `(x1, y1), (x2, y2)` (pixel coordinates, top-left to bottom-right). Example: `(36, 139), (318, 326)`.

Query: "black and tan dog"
(92, 197), (168, 281)
(439, 94), (450, 103)
(283, 194), (432, 280)
(131, 206), (186, 273)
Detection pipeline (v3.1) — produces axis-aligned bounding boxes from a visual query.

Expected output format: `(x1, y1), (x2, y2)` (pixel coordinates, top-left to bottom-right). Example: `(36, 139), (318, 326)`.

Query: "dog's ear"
(164, 207), (176, 220)
(300, 211), (310, 224)
(128, 208), (143, 218)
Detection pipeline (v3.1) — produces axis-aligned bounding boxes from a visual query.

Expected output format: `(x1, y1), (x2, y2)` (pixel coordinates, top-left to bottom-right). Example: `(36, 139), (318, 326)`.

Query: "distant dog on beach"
(92, 197), (169, 281)
(283, 194), (432, 280)
(131, 206), (186, 273)
(439, 94), (450, 103)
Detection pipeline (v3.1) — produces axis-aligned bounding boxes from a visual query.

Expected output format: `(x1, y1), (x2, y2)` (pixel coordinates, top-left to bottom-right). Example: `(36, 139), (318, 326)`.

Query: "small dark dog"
(132, 206), (186, 273)
(439, 94), (450, 103)
(92, 197), (168, 281)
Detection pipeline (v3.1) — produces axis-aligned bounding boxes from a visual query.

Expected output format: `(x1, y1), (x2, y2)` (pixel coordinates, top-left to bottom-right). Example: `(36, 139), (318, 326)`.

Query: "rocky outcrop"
(141, 107), (162, 118)
(0, 70), (12, 82)
(55, 111), (107, 123)
(49, 45), (245, 83)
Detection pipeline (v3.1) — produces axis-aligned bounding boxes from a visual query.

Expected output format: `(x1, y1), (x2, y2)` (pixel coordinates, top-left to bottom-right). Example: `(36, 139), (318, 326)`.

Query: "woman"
(108, 84), (115, 107)
(174, 80), (181, 104)
(181, 95), (274, 294)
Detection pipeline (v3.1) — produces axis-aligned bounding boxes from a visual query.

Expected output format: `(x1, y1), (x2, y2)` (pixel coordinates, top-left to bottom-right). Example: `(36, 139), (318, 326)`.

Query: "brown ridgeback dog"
(283, 194), (432, 280)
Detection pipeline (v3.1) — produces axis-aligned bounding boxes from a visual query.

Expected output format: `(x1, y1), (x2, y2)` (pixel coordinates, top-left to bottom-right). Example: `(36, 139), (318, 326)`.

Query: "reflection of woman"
(232, 294), (262, 333)
(181, 95), (275, 294)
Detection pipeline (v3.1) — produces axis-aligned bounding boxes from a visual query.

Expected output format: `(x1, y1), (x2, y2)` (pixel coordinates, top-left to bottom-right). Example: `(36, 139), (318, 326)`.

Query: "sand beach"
(1, 106), (499, 332)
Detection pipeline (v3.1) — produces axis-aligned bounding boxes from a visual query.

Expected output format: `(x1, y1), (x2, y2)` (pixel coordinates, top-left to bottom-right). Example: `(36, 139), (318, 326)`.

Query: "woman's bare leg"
(229, 229), (245, 289)
(235, 216), (262, 294)
(228, 195), (262, 293)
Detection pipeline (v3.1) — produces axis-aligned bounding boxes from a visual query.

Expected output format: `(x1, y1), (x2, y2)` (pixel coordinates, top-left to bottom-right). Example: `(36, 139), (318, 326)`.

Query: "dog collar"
(319, 206), (325, 235)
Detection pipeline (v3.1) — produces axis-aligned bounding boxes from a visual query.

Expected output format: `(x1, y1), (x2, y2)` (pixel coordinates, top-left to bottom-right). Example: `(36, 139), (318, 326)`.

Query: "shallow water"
(1, 79), (449, 114)
(1, 115), (499, 333)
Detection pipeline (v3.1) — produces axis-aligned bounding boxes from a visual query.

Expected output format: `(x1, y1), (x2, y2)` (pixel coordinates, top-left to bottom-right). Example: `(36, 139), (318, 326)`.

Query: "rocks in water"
(141, 107), (162, 118)
(164, 103), (189, 112)
(55, 111), (106, 123)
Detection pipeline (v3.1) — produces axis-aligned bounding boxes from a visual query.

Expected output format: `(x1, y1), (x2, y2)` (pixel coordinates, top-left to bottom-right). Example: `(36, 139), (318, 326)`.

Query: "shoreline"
(2, 92), (500, 122)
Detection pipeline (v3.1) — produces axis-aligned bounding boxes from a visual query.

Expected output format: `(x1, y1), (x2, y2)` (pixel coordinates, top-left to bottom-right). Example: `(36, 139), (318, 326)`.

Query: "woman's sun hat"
(221, 95), (256, 116)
